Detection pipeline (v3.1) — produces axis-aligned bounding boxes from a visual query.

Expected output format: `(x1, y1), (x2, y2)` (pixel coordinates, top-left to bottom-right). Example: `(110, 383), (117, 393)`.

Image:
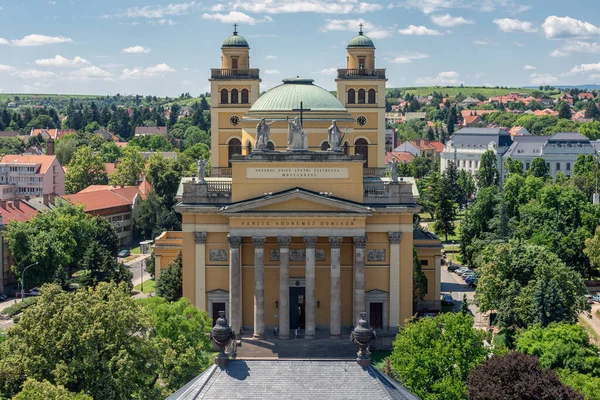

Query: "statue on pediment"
(287, 117), (307, 151)
(256, 118), (274, 151)
(196, 158), (207, 184)
(327, 120), (346, 152)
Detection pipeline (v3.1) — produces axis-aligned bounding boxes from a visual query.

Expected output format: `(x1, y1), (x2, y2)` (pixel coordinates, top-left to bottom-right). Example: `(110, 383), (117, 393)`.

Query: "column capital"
(252, 236), (266, 248)
(227, 234), (242, 249)
(353, 235), (367, 249)
(193, 231), (207, 244)
(388, 232), (402, 244)
(277, 236), (292, 248)
(329, 236), (343, 248)
(304, 236), (318, 248)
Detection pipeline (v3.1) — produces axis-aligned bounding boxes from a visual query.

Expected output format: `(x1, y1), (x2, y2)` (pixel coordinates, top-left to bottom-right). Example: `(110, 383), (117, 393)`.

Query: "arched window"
(358, 89), (366, 104)
(227, 138), (242, 167)
(221, 89), (228, 104)
(246, 141), (252, 155)
(241, 89), (249, 104)
(266, 141), (275, 151)
(343, 142), (349, 156)
(368, 89), (376, 104)
(355, 138), (369, 167)
(321, 141), (330, 151)
(231, 89), (239, 104)
(348, 89), (355, 104)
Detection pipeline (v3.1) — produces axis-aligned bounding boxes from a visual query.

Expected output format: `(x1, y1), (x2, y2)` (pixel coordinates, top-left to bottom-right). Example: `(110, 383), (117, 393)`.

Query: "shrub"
(1, 297), (39, 318)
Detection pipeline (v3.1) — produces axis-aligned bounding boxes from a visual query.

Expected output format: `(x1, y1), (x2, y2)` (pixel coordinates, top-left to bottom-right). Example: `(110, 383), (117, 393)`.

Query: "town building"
(134, 126), (168, 137)
(153, 27), (443, 340)
(0, 155), (65, 200)
(393, 139), (444, 162)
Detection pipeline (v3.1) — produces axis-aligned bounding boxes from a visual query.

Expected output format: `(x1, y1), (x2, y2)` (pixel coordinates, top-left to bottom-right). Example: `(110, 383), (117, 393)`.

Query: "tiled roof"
(167, 360), (418, 400)
(460, 110), (496, 119)
(0, 200), (38, 223)
(134, 126), (167, 135)
(385, 151), (415, 163)
(464, 115), (482, 125)
(429, 141), (444, 152)
(65, 183), (149, 212)
(0, 154), (59, 174)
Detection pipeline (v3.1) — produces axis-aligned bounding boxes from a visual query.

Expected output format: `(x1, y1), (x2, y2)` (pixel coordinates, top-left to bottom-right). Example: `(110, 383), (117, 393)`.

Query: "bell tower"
(210, 25), (261, 173)
(336, 25), (387, 169)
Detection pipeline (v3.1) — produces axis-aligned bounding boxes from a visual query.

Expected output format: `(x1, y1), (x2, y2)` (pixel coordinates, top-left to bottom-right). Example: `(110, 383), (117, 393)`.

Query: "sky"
(1, 0), (600, 96)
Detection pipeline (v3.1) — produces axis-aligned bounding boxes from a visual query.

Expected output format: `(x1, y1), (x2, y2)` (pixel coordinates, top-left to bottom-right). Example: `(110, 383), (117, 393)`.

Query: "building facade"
(153, 28), (442, 338)
(0, 155), (65, 200)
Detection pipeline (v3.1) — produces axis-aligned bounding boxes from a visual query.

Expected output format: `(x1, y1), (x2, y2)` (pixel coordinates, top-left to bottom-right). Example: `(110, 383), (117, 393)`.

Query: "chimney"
(49, 193), (55, 204)
(46, 138), (55, 156)
(120, 184), (125, 189)
(43, 193), (49, 206)
(0, 200), (5, 209)
(0, 212), (3, 226)
(14, 199), (20, 209)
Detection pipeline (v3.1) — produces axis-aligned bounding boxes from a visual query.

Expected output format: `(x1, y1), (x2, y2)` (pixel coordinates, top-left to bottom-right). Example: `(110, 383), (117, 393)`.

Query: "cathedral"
(153, 26), (442, 338)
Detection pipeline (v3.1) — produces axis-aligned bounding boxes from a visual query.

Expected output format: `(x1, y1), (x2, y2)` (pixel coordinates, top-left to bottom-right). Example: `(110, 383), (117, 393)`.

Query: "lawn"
(134, 279), (155, 294)
(578, 317), (599, 345)
(131, 246), (141, 255)
(371, 350), (392, 371)
(446, 252), (462, 265)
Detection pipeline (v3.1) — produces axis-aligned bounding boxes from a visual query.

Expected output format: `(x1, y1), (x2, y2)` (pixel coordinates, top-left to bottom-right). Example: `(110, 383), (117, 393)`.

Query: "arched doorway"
(321, 141), (330, 151)
(228, 138), (242, 167)
(355, 138), (369, 167)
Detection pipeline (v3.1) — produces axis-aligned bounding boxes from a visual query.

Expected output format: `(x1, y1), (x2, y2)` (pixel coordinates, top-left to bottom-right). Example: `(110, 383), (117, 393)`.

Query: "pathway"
(440, 263), (485, 329)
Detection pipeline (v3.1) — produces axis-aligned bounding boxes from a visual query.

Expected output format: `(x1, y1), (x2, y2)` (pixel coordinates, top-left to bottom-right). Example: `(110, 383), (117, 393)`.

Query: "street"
(440, 263), (484, 329)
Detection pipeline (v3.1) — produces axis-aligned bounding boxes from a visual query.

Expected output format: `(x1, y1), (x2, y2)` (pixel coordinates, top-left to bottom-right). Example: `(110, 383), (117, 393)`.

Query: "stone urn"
(210, 311), (235, 367)
(350, 312), (375, 367)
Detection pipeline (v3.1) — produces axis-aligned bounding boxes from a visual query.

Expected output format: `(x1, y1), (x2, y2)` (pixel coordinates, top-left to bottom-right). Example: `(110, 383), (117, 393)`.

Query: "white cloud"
(210, 4), (225, 11)
(12, 34), (72, 47)
(123, 2), (199, 18)
(265, 55), (277, 59)
(120, 63), (176, 79)
(232, 0), (382, 14)
(529, 73), (558, 85)
(35, 55), (90, 67)
(369, 29), (393, 39)
(264, 69), (280, 74)
(316, 67), (338, 75)
(523, 65), (536, 70)
(12, 69), (57, 79)
(389, 53), (429, 64)
(493, 18), (537, 33)
(0, 64), (15, 72)
(71, 66), (113, 80)
(542, 16), (600, 39)
(550, 40), (600, 57)
(416, 71), (463, 85)
(319, 19), (373, 32)
(0, 38), (8, 45)
(398, 25), (441, 36)
(480, 0), (532, 13)
(149, 19), (178, 26)
(397, 0), (462, 14)
(431, 14), (473, 28)
(202, 11), (270, 25)
(146, 63), (176, 73)
(48, 1), (56, 5)
(473, 40), (488, 45)
(570, 63), (600, 74)
(122, 45), (151, 54)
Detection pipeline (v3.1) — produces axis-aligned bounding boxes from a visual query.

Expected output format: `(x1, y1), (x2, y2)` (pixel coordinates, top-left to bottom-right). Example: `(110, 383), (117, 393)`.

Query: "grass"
(578, 316), (600, 345)
(371, 350), (392, 371)
(131, 246), (141, 255)
(446, 253), (462, 265)
(134, 279), (155, 294)
(392, 86), (543, 98)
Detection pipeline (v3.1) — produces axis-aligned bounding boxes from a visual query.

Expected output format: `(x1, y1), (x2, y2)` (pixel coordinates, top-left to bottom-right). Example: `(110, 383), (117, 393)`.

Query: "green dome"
(248, 78), (346, 112)
(222, 33), (249, 48)
(347, 33), (375, 48)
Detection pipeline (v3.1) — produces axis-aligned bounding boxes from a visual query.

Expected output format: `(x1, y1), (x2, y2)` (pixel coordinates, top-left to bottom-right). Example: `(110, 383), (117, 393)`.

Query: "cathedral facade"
(153, 27), (442, 338)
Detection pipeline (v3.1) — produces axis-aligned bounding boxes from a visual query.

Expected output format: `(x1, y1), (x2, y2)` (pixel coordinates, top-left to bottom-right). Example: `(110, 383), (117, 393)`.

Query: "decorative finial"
(359, 23), (364, 35)
(350, 312), (376, 367)
(233, 23), (238, 35)
(210, 311), (236, 368)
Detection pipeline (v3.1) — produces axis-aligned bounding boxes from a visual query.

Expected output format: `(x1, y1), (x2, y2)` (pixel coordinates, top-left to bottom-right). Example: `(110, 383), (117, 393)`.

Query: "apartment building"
(0, 155), (65, 200)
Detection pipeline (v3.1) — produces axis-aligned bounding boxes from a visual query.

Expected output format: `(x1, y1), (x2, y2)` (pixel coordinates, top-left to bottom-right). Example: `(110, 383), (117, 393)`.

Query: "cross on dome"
(233, 23), (238, 35)
(359, 23), (363, 35)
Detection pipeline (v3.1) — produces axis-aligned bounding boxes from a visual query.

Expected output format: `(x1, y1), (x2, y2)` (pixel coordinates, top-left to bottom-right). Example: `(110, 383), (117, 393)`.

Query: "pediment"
(221, 188), (371, 215)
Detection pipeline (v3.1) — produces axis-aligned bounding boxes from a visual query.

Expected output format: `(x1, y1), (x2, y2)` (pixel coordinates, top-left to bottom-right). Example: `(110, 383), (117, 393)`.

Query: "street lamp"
(141, 260), (144, 292)
(21, 261), (38, 302)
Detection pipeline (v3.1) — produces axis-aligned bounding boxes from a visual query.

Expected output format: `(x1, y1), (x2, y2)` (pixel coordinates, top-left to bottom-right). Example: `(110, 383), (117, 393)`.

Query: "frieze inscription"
(209, 249), (228, 262)
(368, 249), (386, 262)
(270, 249), (326, 262)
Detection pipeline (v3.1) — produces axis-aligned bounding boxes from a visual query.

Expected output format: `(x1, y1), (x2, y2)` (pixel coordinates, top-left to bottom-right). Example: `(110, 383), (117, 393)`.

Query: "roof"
(347, 32), (375, 48)
(460, 110), (497, 119)
(547, 132), (590, 143)
(26, 196), (59, 212)
(504, 135), (548, 158)
(134, 126), (167, 136)
(413, 229), (442, 242)
(464, 115), (482, 125)
(0, 154), (59, 174)
(0, 199), (38, 223)
(429, 141), (444, 152)
(450, 128), (513, 149)
(461, 97), (480, 104)
(167, 360), (417, 400)
(385, 151), (415, 163)
(64, 183), (149, 212)
(104, 162), (117, 176)
(248, 78), (347, 113)
(0, 131), (20, 137)
(222, 32), (249, 48)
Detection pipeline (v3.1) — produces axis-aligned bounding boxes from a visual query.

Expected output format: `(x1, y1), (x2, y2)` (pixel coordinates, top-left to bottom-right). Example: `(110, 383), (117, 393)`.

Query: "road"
(580, 303), (600, 344)
(440, 264), (485, 329)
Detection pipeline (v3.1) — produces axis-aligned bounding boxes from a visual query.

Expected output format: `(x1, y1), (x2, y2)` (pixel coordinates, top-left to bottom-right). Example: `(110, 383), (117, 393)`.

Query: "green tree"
(502, 174), (526, 219)
(456, 169), (475, 209)
(433, 169), (456, 241)
(584, 226), (600, 277)
(572, 154), (597, 198)
(460, 293), (469, 315)
(417, 171), (440, 219)
(145, 154), (181, 208)
(183, 126), (210, 149)
(169, 104), (180, 127)
(65, 146), (108, 194)
(529, 157), (549, 178)
(55, 138), (77, 166)
(155, 252), (183, 302)
(459, 187), (499, 267)
(12, 378), (93, 400)
(97, 141), (122, 163)
(558, 102), (573, 119)
(504, 157), (524, 176)
(109, 146), (145, 186)
(390, 313), (487, 400)
(134, 191), (181, 240)
(412, 248), (427, 305)
(476, 150), (499, 188)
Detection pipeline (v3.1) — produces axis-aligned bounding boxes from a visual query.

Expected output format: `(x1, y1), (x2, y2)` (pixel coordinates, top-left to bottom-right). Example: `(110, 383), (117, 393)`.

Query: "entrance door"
(212, 302), (226, 327)
(289, 286), (306, 330)
(369, 302), (383, 329)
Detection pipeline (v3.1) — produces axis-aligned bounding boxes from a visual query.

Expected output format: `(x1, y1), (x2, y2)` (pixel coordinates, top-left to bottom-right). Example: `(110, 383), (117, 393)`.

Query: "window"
(358, 89), (366, 104)
(220, 89), (228, 104)
(566, 162), (571, 171)
(227, 138), (242, 167)
(231, 57), (238, 70)
(420, 260), (429, 266)
(368, 89), (376, 104)
(526, 162), (530, 170)
(321, 141), (330, 151)
(348, 89), (355, 104)
(231, 89), (238, 104)
(546, 163), (550, 169)
(355, 138), (369, 167)
(246, 141), (252, 155)
(469, 160), (472, 168)
(556, 162), (561, 171)
(241, 89), (249, 104)
(343, 142), (349, 156)
(358, 56), (365, 69)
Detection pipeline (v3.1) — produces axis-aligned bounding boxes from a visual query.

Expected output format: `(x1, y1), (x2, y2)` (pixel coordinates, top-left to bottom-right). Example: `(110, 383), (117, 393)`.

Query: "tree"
(412, 248), (427, 305)
(65, 146), (108, 194)
(155, 251), (183, 302)
(134, 191), (181, 240)
(459, 187), (499, 266)
(460, 293), (470, 315)
(572, 154), (597, 198)
(12, 378), (93, 400)
(417, 171), (440, 219)
(529, 157), (549, 178)
(584, 226), (600, 276)
(457, 169), (475, 209)
(476, 150), (499, 188)
(558, 102), (573, 119)
(145, 154), (181, 208)
(390, 313), (487, 400)
(584, 101), (599, 119)
(109, 146), (145, 186)
(169, 104), (180, 127)
(467, 352), (584, 400)
(505, 157), (524, 176)
(433, 169), (456, 241)
(98, 141), (122, 163)
(183, 126), (210, 149)
(55, 138), (77, 166)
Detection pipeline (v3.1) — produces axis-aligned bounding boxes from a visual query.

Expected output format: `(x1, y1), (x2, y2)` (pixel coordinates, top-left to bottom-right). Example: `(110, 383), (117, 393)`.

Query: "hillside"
(388, 86), (541, 98)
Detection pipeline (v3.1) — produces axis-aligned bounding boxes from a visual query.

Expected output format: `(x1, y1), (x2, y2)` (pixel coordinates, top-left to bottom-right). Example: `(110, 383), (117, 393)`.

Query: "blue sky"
(1, 0), (600, 96)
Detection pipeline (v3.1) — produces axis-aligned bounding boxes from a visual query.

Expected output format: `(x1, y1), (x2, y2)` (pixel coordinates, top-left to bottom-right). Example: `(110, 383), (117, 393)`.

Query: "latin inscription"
(246, 167), (349, 179)
(240, 220), (357, 227)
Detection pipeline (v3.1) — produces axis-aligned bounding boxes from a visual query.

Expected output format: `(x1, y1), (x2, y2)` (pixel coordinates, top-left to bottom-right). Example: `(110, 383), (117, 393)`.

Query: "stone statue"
(287, 117), (307, 151)
(389, 159), (398, 183)
(256, 118), (274, 151)
(327, 120), (346, 152)
(196, 158), (207, 184)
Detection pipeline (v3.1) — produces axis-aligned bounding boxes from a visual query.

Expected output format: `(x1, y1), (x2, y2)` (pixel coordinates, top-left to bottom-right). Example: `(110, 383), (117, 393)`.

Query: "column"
(278, 236), (291, 340)
(434, 255), (442, 301)
(388, 232), (402, 328)
(227, 235), (242, 335)
(304, 236), (317, 340)
(329, 236), (343, 339)
(193, 232), (207, 311)
(353, 235), (367, 326)
(252, 237), (266, 339)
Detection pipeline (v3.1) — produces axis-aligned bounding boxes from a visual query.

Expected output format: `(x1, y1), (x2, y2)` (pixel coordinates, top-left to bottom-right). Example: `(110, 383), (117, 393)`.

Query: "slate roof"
(547, 132), (589, 143)
(167, 360), (418, 400)
(449, 128), (513, 150)
(504, 135), (548, 158)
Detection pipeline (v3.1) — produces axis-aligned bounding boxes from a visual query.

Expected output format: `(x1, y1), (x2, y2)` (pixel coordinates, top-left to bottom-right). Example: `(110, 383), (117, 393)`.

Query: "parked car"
(447, 263), (460, 272)
(455, 267), (468, 275)
(464, 275), (476, 284)
(29, 288), (41, 296)
(462, 271), (475, 280)
(469, 279), (478, 288)
(0, 293), (6, 301)
(592, 294), (600, 303)
(585, 295), (595, 305)
(457, 268), (471, 276)
(441, 294), (455, 306)
(118, 249), (131, 258)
